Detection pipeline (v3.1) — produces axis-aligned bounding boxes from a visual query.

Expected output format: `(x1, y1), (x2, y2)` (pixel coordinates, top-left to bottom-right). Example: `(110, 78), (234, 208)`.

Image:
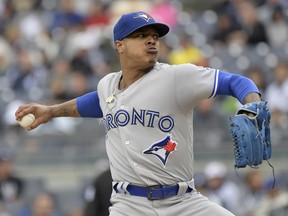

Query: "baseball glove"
(230, 101), (271, 168)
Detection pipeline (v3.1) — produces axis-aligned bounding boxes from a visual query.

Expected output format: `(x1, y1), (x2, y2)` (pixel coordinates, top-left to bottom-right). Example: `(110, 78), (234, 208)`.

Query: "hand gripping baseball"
(15, 103), (54, 130)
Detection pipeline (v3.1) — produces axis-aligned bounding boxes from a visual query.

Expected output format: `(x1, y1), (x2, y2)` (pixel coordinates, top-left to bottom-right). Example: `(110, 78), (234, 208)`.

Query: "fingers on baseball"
(26, 116), (44, 130)
(27, 120), (39, 131)
(15, 103), (37, 121)
(28, 114), (53, 130)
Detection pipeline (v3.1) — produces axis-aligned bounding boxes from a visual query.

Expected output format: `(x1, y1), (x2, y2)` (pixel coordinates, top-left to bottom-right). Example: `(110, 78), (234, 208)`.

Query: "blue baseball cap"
(113, 11), (170, 42)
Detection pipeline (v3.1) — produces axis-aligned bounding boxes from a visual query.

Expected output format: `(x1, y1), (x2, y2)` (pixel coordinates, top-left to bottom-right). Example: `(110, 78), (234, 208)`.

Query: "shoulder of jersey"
(98, 71), (121, 85)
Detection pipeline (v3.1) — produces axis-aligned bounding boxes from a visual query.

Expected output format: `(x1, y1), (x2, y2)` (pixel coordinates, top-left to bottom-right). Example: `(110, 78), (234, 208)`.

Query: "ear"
(115, 40), (124, 53)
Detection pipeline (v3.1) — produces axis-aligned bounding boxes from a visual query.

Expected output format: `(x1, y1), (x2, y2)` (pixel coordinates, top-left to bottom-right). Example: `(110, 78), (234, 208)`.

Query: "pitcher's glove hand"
(230, 101), (271, 168)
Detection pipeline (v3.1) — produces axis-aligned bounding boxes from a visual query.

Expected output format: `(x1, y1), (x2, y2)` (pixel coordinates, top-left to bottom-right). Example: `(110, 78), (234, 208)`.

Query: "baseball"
(18, 114), (35, 128)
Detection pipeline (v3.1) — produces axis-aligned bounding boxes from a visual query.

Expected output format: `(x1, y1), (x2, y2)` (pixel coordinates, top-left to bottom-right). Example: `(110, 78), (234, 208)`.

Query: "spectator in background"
(3, 24), (25, 51)
(253, 178), (288, 216)
(245, 66), (267, 95)
(0, 151), (24, 202)
(168, 34), (208, 66)
(84, 1), (111, 28)
(0, 150), (25, 215)
(17, 192), (62, 216)
(70, 48), (94, 77)
(237, 170), (265, 216)
(49, 58), (71, 102)
(212, 0), (241, 29)
(211, 0), (244, 45)
(64, 23), (100, 64)
(0, 37), (13, 77)
(236, 0), (269, 45)
(203, 161), (240, 215)
(83, 168), (112, 216)
(51, 0), (84, 32)
(69, 39), (96, 77)
(211, 13), (245, 46)
(265, 62), (288, 121)
(6, 49), (49, 98)
(66, 72), (91, 99)
(0, 1), (16, 35)
(266, 5), (288, 48)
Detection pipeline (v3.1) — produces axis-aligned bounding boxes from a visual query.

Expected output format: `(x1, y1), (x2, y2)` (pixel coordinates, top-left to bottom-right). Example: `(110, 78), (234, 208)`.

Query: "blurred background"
(0, 0), (287, 215)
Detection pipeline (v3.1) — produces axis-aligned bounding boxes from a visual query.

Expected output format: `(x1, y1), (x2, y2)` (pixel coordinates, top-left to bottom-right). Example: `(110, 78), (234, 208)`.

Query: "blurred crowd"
(0, 0), (287, 215)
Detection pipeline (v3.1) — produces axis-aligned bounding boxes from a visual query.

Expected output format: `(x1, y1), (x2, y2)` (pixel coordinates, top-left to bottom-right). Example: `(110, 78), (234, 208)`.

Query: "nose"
(146, 35), (157, 45)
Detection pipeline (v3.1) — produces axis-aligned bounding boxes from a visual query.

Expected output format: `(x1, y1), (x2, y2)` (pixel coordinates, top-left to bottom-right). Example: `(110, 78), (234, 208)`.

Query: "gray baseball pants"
(109, 185), (235, 216)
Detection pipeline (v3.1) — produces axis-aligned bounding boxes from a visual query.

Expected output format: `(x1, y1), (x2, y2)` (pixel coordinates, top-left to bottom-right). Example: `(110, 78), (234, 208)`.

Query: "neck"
(119, 64), (154, 90)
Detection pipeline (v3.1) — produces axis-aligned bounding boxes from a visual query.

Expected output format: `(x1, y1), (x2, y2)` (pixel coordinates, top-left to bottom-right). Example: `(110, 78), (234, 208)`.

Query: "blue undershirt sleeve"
(215, 71), (260, 103)
(76, 91), (103, 118)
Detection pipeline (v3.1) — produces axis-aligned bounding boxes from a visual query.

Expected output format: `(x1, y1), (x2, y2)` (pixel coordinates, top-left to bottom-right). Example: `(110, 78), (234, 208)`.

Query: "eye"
(153, 34), (159, 40)
(138, 34), (145, 38)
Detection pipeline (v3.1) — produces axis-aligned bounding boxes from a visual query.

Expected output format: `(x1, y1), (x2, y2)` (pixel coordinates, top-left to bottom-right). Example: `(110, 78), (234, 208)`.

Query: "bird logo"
(134, 12), (153, 22)
(143, 134), (177, 167)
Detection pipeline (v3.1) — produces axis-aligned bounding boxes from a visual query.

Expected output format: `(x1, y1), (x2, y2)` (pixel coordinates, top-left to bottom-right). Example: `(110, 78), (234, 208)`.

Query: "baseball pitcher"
(15, 11), (271, 216)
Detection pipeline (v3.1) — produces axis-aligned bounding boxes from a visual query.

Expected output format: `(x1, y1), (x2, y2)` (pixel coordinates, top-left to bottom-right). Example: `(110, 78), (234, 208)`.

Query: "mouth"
(146, 47), (158, 55)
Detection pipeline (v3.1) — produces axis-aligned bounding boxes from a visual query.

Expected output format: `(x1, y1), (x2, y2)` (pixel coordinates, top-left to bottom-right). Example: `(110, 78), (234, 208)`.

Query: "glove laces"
(230, 120), (247, 168)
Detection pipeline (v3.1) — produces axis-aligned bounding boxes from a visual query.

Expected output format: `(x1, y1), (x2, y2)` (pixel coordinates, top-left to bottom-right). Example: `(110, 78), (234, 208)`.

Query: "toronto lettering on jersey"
(104, 108), (174, 132)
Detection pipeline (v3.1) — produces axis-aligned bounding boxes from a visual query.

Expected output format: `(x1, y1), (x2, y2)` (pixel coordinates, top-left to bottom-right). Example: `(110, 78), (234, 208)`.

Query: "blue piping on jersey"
(209, 69), (219, 98)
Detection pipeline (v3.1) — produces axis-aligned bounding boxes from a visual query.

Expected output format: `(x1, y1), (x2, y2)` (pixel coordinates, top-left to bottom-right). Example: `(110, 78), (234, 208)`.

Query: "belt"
(114, 184), (193, 200)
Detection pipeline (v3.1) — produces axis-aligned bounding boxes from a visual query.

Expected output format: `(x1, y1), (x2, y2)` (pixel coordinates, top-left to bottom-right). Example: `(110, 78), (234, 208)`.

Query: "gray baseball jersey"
(97, 62), (235, 216)
(97, 62), (216, 186)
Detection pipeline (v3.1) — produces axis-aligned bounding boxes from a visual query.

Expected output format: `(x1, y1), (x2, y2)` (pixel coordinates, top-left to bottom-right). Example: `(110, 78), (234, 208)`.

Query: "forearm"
(242, 92), (261, 104)
(50, 99), (81, 118)
(15, 98), (81, 130)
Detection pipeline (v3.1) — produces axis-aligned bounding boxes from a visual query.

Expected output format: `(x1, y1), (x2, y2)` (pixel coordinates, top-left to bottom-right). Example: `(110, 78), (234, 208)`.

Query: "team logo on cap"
(134, 12), (153, 22)
(143, 134), (177, 167)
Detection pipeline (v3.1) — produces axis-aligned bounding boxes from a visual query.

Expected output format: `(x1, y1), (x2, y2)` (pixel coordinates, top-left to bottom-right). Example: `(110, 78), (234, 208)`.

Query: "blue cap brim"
(117, 22), (170, 41)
